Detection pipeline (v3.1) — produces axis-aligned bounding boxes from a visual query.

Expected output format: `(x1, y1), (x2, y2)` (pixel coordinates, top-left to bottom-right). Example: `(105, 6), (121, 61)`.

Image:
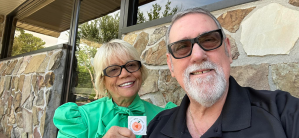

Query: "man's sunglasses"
(168, 29), (223, 59)
(103, 60), (141, 77)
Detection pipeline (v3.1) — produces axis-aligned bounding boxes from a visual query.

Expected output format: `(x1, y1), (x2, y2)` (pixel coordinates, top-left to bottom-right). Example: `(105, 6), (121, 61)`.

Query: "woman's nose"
(118, 67), (130, 78)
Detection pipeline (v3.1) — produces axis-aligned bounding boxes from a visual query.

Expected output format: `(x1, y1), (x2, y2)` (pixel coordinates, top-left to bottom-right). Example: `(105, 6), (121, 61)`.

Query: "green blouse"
(53, 95), (176, 138)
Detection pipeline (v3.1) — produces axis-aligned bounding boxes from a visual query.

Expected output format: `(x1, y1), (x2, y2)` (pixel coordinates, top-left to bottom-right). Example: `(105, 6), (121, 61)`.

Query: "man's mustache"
(184, 61), (217, 78)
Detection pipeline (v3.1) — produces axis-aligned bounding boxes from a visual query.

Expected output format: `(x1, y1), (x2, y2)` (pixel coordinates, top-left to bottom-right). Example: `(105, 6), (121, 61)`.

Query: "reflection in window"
(137, 0), (179, 24)
(138, 0), (222, 23)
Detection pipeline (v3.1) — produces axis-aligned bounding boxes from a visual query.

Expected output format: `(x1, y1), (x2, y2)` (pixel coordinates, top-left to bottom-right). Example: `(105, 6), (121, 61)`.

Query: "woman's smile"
(118, 81), (135, 88)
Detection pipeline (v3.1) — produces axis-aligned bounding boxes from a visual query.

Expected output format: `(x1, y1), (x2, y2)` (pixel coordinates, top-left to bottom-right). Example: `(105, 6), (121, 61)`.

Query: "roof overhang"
(1, 0), (154, 37)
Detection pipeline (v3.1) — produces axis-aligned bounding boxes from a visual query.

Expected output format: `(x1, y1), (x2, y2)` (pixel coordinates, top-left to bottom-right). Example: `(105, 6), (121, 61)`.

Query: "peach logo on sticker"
(132, 121), (142, 131)
(128, 116), (147, 135)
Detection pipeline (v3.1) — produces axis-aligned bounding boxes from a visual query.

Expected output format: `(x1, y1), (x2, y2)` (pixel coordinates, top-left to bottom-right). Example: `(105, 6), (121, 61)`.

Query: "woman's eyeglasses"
(168, 29), (223, 59)
(103, 60), (141, 77)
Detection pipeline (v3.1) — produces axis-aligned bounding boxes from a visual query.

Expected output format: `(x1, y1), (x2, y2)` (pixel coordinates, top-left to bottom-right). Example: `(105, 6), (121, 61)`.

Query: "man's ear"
(225, 37), (233, 64)
(166, 53), (175, 77)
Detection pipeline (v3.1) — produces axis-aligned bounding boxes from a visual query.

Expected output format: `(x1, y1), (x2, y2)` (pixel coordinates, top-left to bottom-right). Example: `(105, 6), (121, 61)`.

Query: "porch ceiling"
(3, 0), (154, 37)
(0, 0), (26, 16)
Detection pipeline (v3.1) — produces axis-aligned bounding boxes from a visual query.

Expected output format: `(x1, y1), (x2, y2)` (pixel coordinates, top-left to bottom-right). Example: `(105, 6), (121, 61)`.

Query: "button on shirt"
(144, 76), (299, 138)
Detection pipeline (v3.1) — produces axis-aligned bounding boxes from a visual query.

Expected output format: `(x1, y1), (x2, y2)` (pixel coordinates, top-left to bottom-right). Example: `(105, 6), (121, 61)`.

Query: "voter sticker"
(128, 116), (147, 135)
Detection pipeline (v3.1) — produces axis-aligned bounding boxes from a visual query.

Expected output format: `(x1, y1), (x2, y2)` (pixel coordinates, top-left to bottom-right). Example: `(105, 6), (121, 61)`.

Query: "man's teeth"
(192, 70), (212, 75)
(120, 82), (133, 87)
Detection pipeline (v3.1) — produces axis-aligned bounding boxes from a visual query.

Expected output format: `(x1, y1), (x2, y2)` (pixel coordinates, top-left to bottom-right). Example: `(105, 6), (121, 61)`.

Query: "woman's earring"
(104, 88), (108, 96)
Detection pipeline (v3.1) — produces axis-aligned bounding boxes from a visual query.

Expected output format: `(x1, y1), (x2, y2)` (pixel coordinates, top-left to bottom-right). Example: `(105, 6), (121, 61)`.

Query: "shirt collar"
(102, 95), (145, 125)
(160, 76), (252, 137)
(161, 95), (189, 138)
(221, 76), (251, 131)
(97, 95), (145, 137)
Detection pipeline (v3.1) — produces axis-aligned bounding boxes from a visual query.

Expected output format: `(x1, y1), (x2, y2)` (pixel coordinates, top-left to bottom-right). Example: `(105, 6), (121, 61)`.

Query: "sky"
(26, 0), (222, 47)
(138, 0), (222, 18)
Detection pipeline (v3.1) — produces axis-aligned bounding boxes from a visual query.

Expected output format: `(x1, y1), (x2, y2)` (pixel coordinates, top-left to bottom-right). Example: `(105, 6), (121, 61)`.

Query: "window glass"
(74, 1), (120, 105)
(11, 28), (68, 56)
(137, 0), (222, 24)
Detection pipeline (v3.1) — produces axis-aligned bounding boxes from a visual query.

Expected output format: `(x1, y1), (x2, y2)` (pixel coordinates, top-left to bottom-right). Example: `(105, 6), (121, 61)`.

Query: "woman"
(53, 39), (175, 138)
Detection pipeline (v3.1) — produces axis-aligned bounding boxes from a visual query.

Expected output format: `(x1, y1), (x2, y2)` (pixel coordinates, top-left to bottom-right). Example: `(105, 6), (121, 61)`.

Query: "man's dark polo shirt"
(143, 76), (299, 138)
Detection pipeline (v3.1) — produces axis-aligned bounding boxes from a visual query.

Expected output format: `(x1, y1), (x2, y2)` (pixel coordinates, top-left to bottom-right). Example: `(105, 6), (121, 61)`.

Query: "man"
(144, 7), (299, 138)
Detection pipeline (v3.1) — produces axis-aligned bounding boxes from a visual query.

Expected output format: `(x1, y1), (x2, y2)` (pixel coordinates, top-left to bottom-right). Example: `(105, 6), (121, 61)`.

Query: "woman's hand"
(103, 126), (136, 138)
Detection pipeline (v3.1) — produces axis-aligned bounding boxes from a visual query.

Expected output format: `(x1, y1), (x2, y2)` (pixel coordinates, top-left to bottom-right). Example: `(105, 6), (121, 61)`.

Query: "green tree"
(79, 20), (100, 42)
(78, 13), (119, 44)
(75, 42), (101, 98)
(147, 3), (162, 21)
(76, 13), (119, 91)
(137, 9), (146, 24)
(76, 44), (97, 88)
(98, 14), (119, 43)
(12, 28), (46, 56)
(162, 0), (179, 17)
(138, 0), (179, 23)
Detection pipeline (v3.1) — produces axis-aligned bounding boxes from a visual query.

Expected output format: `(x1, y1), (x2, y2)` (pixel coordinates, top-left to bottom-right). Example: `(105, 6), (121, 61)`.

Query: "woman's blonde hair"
(93, 39), (148, 98)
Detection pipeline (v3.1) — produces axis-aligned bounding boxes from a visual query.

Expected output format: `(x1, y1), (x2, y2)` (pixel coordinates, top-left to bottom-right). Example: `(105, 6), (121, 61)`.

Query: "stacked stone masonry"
(0, 49), (64, 138)
(123, 0), (299, 106)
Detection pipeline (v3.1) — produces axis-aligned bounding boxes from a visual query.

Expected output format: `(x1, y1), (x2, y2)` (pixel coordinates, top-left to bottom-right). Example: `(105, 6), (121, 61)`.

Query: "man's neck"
(186, 89), (228, 137)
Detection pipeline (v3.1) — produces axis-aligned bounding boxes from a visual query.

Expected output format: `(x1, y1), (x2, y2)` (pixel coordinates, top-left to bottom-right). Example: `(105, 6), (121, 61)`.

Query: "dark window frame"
(119, 0), (258, 36)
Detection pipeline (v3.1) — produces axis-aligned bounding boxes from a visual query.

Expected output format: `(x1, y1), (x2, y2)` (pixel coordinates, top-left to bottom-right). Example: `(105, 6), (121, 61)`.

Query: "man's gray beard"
(183, 61), (227, 107)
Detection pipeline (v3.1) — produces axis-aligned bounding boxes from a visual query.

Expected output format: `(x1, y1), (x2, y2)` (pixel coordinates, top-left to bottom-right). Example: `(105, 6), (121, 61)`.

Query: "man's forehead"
(169, 13), (218, 41)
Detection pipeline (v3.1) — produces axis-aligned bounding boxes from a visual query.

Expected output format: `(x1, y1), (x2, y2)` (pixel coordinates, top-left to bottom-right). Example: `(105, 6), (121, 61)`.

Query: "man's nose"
(190, 43), (207, 63)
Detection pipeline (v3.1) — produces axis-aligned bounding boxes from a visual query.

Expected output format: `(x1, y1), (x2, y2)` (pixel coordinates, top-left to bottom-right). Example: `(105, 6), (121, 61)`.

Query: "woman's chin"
(124, 92), (138, 98)
(113, 90), (137, 99)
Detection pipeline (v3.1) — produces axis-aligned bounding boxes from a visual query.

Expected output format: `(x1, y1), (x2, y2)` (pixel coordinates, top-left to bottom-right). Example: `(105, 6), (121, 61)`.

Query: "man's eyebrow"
(179, 37), (191, 40)
(179, 32), (203, 40)
(174, 30), (214, 42)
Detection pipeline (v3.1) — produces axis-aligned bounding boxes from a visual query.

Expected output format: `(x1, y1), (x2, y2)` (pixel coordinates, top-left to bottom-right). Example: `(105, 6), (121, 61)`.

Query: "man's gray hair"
(166, 7), (226, 53)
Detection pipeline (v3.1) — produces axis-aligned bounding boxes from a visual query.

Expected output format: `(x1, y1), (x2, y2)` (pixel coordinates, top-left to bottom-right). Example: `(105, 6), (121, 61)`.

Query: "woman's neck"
(112, 94), (137, 107)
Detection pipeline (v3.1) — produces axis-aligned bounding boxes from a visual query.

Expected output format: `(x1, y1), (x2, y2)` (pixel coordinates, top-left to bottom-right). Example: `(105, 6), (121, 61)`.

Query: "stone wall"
(0, 14), (5, 57)
(122, 0), (299, 106)
(0, 47), (67, 138)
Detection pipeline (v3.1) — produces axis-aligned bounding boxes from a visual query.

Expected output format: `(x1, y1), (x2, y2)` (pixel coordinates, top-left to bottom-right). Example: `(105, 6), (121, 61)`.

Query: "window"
(11, 28), (68, 56)
(137, 0), (222, 24)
